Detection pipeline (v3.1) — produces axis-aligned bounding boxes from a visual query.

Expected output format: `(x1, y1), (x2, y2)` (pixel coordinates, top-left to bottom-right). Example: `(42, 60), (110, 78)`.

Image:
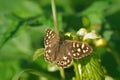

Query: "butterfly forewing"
(44, 29), (59, 62)
(65, 40), (93, 59)
(44, 29), (59, 45)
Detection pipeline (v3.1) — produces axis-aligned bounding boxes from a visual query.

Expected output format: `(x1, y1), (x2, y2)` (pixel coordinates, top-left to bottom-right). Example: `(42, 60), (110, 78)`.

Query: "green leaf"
(0, 60), (21, 80)
(0, 28), (32, 55)
(73, 54), (106, 80)
(33, 48), (44, 61)
(12, 69), (60, 80)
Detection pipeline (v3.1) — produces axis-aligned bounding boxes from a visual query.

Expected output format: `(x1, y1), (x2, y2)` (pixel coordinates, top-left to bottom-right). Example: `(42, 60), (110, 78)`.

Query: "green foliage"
(33, 48), (44, 61)
(0, 0), (120, 80)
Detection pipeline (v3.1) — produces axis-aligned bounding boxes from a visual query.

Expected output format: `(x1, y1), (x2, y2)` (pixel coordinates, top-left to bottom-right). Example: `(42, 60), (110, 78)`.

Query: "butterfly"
(44, 28), (93, 68)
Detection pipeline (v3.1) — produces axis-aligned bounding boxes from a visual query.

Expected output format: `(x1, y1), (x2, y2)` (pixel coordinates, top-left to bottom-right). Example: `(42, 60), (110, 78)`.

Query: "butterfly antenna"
(51, 0), (59, 35)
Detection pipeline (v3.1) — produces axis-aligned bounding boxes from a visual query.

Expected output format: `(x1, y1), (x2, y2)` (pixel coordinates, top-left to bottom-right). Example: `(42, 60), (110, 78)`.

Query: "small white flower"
(48, 64), (58, 72)
(77, 28), (87, 36)
(83, 31), (101, 40)
(77, 28), (101, 40)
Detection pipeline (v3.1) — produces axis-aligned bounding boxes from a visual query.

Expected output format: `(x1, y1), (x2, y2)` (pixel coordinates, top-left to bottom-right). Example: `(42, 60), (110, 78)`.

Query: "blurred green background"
(0, 0), (120, 80)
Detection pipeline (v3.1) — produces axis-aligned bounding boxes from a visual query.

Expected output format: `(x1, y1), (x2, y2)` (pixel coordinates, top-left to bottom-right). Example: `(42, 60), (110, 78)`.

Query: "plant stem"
(51, 0), (59, 35)
(59, 68), (65, 80)
(51, 1), (65, 79)
(73, 60), (81, 80)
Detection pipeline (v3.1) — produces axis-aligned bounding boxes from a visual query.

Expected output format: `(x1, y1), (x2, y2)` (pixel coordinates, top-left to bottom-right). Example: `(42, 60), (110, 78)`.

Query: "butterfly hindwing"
(55, 42), (72, 68)
(55, 55), (72, 68)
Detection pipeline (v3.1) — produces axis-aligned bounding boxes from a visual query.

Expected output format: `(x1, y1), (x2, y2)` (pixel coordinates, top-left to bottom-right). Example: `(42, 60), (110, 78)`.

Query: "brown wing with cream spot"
(65, 40), (93, 59)
(44, 28), (59, 62)
(55, 41), (72, 68)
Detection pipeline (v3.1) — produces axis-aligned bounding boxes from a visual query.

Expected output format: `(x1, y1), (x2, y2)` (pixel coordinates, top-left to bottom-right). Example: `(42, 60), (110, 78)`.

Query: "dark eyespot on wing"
(55, 55), (72, 68)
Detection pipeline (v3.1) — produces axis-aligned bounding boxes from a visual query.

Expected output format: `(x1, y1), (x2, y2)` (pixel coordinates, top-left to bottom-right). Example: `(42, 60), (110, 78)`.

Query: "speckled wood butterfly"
(44, 28), (92, 68)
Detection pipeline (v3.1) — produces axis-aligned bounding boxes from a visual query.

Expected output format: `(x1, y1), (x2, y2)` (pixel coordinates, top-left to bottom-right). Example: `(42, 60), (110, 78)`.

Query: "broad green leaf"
(33, 48), (44, 61)
(12, 69), (60, 80)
